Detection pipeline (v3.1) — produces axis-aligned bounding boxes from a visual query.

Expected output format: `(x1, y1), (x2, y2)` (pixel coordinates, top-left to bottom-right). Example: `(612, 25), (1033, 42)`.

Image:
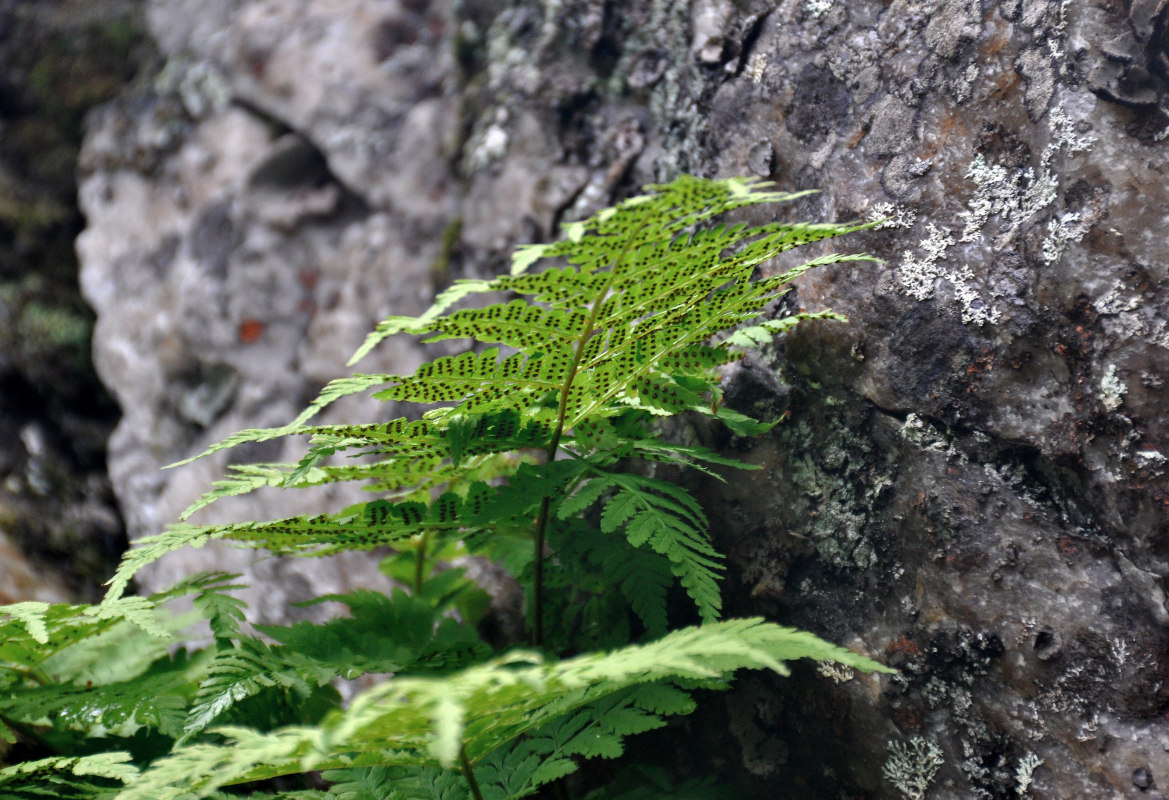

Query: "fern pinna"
(0, 176), (889, 800)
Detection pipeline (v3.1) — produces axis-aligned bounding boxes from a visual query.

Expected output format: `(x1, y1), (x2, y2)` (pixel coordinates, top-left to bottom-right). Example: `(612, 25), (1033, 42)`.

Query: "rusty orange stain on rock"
(239, 318), (265, 343)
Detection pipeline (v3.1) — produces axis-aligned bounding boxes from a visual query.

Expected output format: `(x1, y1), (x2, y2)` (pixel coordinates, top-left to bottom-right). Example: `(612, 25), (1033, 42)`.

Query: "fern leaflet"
(113, 619), (889, 799)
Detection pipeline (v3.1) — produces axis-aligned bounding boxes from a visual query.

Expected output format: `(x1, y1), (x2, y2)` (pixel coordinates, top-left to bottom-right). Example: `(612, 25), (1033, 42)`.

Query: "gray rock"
(76, 0), (1169, 795)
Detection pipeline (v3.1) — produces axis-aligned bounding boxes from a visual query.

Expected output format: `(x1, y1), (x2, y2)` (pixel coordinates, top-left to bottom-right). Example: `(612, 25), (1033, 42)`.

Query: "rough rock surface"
(77, 0), (1169, 796)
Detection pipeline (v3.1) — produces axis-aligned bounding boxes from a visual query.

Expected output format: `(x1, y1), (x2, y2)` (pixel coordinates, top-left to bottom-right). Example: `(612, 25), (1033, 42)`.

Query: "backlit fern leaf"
(0, 753), (138, 800)
(725, 309), (846, 347)
(348, 278), (495, 366)
(177, 409), (556, 521)
(178, 464), (315, 521)
(371, 347), (568, 412)
(415, 300), (587, 349)
(114, 620), (890, 800)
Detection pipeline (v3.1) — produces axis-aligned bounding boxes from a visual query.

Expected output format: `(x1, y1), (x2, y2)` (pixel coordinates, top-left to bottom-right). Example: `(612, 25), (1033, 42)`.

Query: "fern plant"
(0, 176), (889, 800)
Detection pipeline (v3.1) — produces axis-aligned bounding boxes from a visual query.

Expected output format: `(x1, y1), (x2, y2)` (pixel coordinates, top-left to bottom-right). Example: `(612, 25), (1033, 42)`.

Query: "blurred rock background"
(5, 0), (1169, 796)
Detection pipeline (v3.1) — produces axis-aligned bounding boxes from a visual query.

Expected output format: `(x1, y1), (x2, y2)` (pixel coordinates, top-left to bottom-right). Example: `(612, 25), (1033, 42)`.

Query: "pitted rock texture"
(78, 0), (1168, 796)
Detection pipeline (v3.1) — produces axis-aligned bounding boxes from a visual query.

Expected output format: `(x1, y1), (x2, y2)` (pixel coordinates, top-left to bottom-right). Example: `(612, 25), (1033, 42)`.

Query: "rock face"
(77, 0), (1169, 796)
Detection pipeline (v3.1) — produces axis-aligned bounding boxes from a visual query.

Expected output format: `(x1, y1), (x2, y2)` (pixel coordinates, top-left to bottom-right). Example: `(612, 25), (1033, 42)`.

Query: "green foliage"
(0, 176), (889, 799)
(115, 619), (883, 800)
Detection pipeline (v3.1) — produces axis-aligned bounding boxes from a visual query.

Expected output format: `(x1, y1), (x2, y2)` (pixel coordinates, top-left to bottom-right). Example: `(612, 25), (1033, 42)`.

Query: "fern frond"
(177, 408), (560, 519)
(348, 279), (495, 366)
(315, 767), (409, 800)
(0, 653), (194, 739)
(602, 543), (675, 637)
(319, 765), (464, 800)
(177, 464), (307, 521)
(179, 589), (488, 745)
(22, 574), (234, 688)
(725, 309), (847, 348)
(417, 300), (587, 349)
(193, 596), (245, 653)
(114, 620), (889, 799)
(1, 602), (50, 644)
(0, 752), (137, 800)
(559, 472), (722, 623)
(114, 725), (319, 800)
(255, 590), (488, 679)
(1, 598), (169, 676)
(108, 493), (507, 603)
(178, 638), (324, 745)
(178, 177), (869, 475)
(370, 347), (567, 414)
(456, 682), (698, 800)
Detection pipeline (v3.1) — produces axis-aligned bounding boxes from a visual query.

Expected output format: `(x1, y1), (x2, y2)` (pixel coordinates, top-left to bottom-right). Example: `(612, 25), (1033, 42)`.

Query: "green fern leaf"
(255, 590), (488, 679)
(348, 278), (495, 366)
(179, 588), (488, 745)
(604, 544), (675, 636)
(725, 310), (847, 348)
(315, 767), (405, 800)
(0, 653), (194, 740)
(0, 752), (138, 800)
(107, 508), (459, 602)
(586, 473), (721, 623)
(193, 578), (249, 643)
(2, 601), (50, 644)
(371, 347), (567, 413)
(114, 619), (890, 800)
(179, 638), (322, 745)
(1, 598), (170, 676)
(177, 464), (310, 521)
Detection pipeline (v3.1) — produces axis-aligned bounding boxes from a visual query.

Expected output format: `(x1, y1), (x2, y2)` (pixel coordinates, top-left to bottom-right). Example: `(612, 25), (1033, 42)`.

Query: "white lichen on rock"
(467, 109), (510, 171)
(1099, 364), (1126, 412)
(1047, 104), (1097, 155)
(883, 736), (945, 800)
(888, 0), (1102, 327)
(869, 201), (917, 229)
(816, 660), (855, 683)
(1014, 752), (1043, 795)
(959, 152), (1059, 244)
(805, 0), (833, 18)
(1041, 211), (1090, 265)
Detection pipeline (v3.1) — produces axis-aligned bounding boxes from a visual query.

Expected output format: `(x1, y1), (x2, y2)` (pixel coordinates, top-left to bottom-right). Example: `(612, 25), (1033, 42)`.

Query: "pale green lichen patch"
(883, 736), (944, 800)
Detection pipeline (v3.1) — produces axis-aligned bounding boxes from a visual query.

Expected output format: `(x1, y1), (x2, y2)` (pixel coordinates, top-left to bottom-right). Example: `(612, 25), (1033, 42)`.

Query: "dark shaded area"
(0, 0), (153, 597)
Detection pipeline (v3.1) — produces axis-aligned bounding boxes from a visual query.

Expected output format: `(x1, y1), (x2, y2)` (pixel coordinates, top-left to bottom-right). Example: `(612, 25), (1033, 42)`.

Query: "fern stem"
(413, 531), (430, 595)
(459, 744), (485, 800)
(531, 218), (648, 647)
